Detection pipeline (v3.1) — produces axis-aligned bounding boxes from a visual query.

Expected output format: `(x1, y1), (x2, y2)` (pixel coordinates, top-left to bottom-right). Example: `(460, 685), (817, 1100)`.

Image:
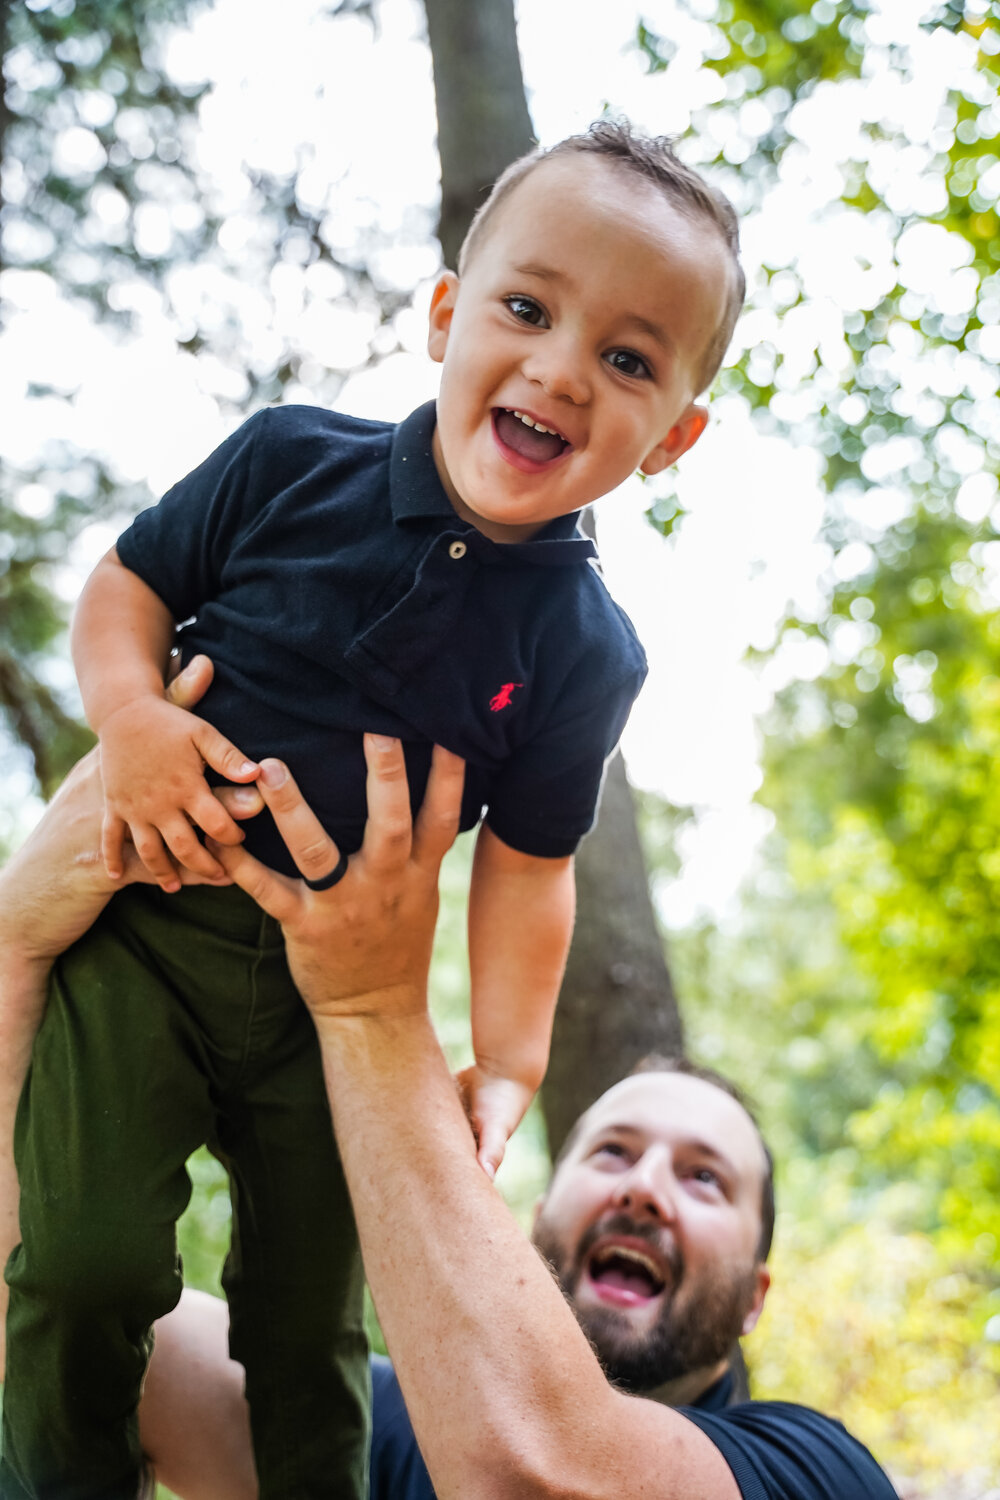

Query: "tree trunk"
(423, 0), (534, 269)
(421, 0), (684, 1160)
(542, 754), (683, 1154)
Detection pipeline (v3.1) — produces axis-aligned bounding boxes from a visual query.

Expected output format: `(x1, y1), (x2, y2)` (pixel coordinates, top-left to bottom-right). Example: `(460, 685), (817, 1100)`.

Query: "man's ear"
(639, 404), (709, 477)
(427, 270), (460, 364)
(739, 1265), (771, 1338)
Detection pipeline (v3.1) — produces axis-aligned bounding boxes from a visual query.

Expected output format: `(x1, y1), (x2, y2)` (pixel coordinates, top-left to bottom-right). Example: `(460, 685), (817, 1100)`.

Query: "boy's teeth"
(511, 409), (560, 438)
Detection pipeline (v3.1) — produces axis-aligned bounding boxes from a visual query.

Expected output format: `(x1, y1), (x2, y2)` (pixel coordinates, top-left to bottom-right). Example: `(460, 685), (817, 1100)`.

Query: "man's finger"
(165, 654), (214, 710)
(210, 838), (300, 926)
(102, 810), (127, 880)
(414, 744), (465, 867)
(361, 735), (415, 874)
(253, 760), (346, 888)
(193, 722), (260, 784)
(214, 783), (264, 821)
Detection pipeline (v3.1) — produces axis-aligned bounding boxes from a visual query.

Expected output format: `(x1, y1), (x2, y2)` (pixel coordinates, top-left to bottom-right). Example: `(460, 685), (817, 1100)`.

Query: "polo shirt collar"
(390, 400), (597, 566)
(693, 1369), (736, 1411)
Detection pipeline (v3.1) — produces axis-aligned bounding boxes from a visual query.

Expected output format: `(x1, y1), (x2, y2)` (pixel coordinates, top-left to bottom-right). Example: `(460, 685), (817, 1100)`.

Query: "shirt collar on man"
(390, 401), (597, 567)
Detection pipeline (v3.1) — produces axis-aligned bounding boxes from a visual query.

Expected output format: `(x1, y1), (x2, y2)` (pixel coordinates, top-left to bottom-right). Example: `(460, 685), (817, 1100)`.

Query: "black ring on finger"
(303, 852), (349, 891)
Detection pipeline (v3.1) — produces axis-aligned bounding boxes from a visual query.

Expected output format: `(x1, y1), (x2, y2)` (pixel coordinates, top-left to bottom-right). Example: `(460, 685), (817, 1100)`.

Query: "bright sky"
(3, 0), (982, 920)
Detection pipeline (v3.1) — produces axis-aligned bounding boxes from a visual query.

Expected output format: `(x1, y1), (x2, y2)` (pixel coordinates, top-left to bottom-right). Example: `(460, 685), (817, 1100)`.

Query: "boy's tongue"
(495, 408), (565, 463)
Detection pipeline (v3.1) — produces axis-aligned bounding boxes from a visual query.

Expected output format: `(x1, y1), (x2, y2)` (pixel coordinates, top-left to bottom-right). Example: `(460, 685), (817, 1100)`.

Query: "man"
(0, 668), (898, 1499)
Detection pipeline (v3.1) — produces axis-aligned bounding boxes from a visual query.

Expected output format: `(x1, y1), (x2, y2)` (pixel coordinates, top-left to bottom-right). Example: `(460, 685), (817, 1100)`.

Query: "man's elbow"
(457, 1431), (607, 1500)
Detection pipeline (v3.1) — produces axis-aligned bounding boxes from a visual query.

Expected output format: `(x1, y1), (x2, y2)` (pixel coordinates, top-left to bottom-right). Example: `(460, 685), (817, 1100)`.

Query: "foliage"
(747, 1211), (1000, 1495)
(2, 0), (209, 792)
(638, 0), (1000, 1261)
(636, 0), (1000, 1482)
(1, 0), (413, 800)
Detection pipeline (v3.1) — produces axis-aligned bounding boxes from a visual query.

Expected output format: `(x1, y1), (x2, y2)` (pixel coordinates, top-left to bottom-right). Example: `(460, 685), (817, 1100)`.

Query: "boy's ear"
(639, 404), (709, 477)
(427, 270), (460, 364)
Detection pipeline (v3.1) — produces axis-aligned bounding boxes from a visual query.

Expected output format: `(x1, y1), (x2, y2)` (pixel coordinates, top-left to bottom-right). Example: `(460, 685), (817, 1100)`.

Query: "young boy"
(1, 122), (744, 1498)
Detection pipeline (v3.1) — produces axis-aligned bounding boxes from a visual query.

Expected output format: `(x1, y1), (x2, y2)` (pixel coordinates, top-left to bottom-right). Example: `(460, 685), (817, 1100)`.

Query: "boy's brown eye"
(606, 349), (651, 379)
(505, 295), (547, 326)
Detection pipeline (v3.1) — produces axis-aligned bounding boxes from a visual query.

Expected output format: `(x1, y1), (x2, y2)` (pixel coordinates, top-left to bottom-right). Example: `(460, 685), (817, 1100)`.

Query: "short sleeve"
(116, 408), (271, 621)
(484, 660), (647, 857)
(679, 1402), (900, 1500)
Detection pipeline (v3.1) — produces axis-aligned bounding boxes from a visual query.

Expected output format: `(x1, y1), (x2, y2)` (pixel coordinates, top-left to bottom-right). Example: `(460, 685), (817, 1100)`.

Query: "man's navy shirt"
(369, 1357), (900, 1500)
(117, 401), (647, 875)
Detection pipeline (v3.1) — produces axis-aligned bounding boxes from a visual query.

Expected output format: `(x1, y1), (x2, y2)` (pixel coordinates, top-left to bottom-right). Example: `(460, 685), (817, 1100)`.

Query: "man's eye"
(606, 348), (651, 379)
(593, 1142), (629, 1161)
(505, 295), (547, 326)
(689, 1167), (721, 1189)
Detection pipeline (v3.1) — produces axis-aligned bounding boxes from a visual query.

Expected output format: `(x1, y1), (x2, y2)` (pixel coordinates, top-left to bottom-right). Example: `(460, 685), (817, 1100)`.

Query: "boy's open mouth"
(493, 408), (571, 466)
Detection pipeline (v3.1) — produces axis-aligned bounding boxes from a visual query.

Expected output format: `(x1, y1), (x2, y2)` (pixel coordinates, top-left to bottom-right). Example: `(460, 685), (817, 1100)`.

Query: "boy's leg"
(218, 936), (369, 1500)
(0, 887), (227, 1498)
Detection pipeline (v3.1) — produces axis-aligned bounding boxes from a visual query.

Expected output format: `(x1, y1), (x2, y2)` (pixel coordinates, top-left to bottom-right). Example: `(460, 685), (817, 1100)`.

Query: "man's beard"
(532, 1212), (758, 1395)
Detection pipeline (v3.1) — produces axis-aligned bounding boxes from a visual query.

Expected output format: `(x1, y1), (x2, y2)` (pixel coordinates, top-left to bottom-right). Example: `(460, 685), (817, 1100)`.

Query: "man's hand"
(99, 692), (260, 891)
(454, 1065), (535, 1180)
(211, 735), (465, 1025)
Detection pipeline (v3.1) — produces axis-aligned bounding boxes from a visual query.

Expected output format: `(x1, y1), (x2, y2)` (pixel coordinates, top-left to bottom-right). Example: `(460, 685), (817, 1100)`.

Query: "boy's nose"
(523, 338), (590, 405)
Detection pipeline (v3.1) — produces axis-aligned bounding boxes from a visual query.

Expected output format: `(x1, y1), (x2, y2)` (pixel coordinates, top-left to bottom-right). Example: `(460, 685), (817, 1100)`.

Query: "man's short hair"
(456, 118), (745, 395)
(549, 1054), (776, 1263)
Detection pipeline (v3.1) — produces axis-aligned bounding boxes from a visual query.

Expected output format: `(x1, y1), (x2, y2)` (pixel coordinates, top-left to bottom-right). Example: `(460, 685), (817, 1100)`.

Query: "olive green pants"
(1, 884), (369, 1499)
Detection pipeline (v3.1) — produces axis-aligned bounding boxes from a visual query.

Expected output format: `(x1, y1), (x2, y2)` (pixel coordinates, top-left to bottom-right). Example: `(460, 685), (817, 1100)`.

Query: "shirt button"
(448, 540), (467, 560)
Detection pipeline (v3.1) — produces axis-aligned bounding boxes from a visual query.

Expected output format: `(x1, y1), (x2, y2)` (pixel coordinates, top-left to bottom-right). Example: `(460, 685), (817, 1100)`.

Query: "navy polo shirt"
(368, 1358), (900, 1500)
(117, 401), (647, 876)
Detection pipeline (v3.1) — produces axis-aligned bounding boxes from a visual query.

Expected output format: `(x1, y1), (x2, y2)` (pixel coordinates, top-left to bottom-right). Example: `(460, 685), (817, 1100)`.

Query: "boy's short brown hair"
(458, 119), (745, 395)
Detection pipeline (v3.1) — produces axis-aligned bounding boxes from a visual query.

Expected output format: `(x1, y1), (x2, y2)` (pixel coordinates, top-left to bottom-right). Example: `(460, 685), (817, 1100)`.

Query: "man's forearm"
(0, 951), (53, 1376)
(218, 745), (740, 1500)
(315, 1007), (740, 1500)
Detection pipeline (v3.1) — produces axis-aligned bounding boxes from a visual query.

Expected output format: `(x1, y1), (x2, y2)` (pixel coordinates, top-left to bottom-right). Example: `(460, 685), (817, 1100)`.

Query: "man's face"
(426, 155), (730, 543)
(532, 1073), (770, 1395)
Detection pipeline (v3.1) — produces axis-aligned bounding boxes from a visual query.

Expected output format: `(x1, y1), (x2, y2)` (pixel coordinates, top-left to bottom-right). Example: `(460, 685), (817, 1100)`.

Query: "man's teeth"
(591, 1245), (663, 1281)
(510, 409), (562, 438)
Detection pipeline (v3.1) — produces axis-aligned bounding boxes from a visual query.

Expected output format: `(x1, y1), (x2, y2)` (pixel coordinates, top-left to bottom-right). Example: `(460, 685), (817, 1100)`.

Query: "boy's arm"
(72, 548), (260, 889)
(461, 825), (575, 1176)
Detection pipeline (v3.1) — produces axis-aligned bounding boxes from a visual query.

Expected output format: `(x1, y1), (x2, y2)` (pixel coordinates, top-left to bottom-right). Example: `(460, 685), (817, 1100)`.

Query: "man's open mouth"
(585, 1243), (667, 1305)
(493, 407), (572, 465)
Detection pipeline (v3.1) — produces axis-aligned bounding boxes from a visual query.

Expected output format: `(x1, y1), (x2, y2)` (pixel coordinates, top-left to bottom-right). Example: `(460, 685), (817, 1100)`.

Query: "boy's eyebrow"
(511, 263), (674, 354)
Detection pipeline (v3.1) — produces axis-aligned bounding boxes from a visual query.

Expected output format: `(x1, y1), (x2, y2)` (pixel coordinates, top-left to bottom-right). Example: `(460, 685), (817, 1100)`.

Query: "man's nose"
(523, 335), (590, 405)
(610, 1151), (676, 1223)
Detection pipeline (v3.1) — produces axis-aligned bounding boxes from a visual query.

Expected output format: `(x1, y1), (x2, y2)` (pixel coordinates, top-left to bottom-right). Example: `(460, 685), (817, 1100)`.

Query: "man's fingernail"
(260, 760), (286, 788)
(239, 760), (258, 776)
(369, 734), (397, 750)
(230, 786), (258, 808)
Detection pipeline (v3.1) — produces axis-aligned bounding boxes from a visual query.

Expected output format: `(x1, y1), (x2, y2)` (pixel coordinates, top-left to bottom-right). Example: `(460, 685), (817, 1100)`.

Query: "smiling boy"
(2, 122), (744, 1499)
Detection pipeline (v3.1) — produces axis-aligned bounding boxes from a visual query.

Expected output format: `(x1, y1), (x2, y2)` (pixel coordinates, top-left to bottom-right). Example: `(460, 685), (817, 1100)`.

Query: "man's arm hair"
(217, 744), (743, 1500)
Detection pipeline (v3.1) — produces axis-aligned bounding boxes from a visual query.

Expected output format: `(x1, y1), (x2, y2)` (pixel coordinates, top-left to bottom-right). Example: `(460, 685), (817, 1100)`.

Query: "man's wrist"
(305, 984), (430, 1040)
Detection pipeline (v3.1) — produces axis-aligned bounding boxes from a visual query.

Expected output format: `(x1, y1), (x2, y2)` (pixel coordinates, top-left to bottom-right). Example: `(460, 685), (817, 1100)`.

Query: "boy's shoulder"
(252, 402), (397, 448)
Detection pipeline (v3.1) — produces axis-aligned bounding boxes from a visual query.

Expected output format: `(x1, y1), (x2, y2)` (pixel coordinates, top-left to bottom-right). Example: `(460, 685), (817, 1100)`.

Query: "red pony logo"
(489, 682), (524, 712)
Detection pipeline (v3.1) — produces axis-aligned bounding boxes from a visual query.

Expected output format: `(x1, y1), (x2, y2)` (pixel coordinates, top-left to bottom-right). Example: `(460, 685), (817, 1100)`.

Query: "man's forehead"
(575, 1073), (766, 1179)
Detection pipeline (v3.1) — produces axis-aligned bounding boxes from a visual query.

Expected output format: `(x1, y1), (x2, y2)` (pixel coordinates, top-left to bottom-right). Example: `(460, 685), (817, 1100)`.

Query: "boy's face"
(427, 154), (731, 543)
